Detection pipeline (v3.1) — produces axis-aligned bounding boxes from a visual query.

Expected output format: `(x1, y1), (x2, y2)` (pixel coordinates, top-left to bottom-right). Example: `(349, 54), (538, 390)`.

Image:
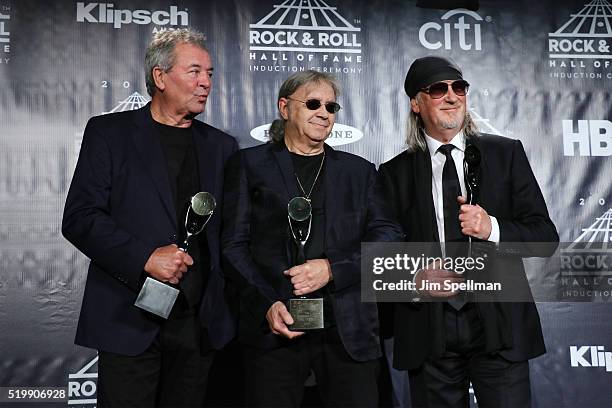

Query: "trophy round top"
(288, 197), (312, 222)
(191, 192), (216, 216)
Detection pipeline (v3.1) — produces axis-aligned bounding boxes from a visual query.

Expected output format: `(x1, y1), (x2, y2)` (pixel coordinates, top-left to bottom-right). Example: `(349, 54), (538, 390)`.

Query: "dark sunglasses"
(419, 80), (470, 99)
(287, 97), (341, 114)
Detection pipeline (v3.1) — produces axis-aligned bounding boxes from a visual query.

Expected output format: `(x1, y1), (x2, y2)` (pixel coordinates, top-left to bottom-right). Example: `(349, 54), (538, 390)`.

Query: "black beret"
(404, 56), (463, 98)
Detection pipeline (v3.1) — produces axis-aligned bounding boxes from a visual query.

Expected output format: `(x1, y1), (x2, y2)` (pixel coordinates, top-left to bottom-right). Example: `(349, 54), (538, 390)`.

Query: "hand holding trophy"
(134, 192), (215, 318)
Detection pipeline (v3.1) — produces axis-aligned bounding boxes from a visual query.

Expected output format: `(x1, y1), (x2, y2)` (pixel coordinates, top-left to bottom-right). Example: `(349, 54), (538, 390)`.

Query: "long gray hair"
(405, 96), (479, 152)
(144, 28), (208, 97)
(268, 70), (339, 144)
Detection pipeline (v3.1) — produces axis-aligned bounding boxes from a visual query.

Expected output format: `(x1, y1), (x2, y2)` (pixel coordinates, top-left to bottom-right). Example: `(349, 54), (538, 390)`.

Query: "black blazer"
(222, 142), (403, 362)
(62, 104), (238, 355)
(378, 133), (559, 370)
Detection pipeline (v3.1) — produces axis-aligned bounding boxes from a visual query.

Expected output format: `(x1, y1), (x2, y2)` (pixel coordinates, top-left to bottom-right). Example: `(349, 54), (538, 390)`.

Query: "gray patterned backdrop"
(1, 0), (611, 407)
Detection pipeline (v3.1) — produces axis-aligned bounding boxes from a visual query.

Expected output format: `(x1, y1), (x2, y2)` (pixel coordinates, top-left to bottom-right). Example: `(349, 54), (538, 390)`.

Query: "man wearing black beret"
(378, 56), (558, 407)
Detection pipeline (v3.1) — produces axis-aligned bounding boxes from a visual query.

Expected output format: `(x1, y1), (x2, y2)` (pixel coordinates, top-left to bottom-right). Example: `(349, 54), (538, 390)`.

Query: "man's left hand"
(458, 196), (492, 240)
(284, 259), (332, 296)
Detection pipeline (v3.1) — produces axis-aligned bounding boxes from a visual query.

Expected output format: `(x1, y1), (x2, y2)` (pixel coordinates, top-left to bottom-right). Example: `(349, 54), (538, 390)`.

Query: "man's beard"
(439, 110), (465, 129)
(440, 119), (461, 129)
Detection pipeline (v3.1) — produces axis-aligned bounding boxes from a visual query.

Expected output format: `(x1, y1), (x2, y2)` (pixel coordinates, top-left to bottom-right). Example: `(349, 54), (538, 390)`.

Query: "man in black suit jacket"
(62, 29), (237, 407)
(378, 56), (558, 407)
(222, 70), (402, 407)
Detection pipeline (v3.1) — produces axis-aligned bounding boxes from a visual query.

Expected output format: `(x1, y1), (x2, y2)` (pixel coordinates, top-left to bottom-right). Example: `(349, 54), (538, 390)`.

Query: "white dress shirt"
(424, 132), (500, 244)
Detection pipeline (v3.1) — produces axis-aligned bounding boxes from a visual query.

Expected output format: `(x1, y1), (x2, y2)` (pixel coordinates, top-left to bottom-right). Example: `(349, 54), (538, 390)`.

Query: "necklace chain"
(294, 150), (325, 200)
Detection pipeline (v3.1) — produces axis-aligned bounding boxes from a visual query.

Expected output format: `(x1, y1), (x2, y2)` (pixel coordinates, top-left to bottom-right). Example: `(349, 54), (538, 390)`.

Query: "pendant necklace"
(294, 150), (325, 201)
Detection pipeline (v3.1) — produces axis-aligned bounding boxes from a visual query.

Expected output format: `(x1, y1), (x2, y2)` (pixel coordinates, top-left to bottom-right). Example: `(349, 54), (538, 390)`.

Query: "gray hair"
(144, 28), (208, 96)
(268, 70), (340, 143)
(405, 94), (479, 152)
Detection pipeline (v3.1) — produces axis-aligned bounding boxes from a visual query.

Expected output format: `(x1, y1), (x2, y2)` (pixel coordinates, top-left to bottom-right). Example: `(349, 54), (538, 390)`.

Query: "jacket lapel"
(323, 144), (339, 241)
(271, 142), (301, 201)
(413, 148), (440, 243)
(130, 104), (176, 227)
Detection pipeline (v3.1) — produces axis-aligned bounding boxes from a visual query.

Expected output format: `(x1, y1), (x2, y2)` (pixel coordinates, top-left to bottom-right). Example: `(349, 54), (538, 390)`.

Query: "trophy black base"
(288, 297), (324, 330)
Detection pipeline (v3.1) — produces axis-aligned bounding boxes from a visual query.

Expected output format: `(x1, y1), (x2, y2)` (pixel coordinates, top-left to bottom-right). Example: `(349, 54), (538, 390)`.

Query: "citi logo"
(419, 9), (490, 51)
(250, 123), (363, 146)
(76, 3), (189, 29)
(570, 346), (612, 372)
(562, 120), (612, 156)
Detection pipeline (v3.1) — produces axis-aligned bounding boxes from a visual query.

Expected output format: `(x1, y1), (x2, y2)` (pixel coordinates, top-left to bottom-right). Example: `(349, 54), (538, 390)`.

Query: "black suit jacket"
(222, 142), (403, 362)
(62, 104), (238, 355)
(378, 133), (559, 370)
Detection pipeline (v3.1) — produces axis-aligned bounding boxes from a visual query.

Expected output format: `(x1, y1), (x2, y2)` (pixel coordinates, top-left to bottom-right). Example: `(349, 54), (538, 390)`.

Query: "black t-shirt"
(290, 151), (326, 260)
(153, 120), (209, 310)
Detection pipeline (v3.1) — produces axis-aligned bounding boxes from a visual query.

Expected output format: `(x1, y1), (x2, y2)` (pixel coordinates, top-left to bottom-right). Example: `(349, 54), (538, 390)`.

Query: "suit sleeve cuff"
(487, 216), (500, 243)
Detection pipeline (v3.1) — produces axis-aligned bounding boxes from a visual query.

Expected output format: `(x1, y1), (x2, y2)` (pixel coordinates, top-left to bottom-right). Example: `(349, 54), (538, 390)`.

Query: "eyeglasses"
(419, 80), (470, 99)
(287, 97), (341, 114)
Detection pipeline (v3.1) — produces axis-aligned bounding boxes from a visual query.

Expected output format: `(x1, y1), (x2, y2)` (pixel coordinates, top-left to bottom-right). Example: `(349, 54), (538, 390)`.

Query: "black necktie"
(438, 144), (467, 310)
(439, 144), (464, 243)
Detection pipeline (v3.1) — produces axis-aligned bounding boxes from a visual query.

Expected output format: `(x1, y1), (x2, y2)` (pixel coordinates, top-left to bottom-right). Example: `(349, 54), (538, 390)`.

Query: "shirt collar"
(425, 131), (465, 158)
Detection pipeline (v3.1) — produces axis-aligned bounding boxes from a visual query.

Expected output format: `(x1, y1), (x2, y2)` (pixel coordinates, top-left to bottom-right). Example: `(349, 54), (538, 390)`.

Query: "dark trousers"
(97, 310), (215, 408)
(409, 304), (531, 408)
(244, 327), (379, 408)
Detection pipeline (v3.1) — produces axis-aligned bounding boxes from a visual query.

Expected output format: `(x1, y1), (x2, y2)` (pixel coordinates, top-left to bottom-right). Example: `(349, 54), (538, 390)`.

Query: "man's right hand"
(144, 244), (194, 285)
(266, 301), (304, 339)
(415, 259), (465, 298)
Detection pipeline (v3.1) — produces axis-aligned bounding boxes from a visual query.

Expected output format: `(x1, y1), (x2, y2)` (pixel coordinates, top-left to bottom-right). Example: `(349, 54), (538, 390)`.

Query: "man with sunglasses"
(378, 56), (558, 407)
(222, 70), (402, 407)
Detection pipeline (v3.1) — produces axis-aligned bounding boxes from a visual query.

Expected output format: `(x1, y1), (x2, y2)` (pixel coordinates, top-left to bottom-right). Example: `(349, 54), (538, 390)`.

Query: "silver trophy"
(287, 197), (324, 330)
(135, 192), (216, 319)
(181, 192), (216, 251)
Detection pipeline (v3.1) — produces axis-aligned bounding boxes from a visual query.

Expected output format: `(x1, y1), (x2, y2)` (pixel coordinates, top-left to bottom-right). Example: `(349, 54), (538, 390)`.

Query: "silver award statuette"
(287, 197), (324, 330)
(180, 192), (216, 252)
(135, 192), (216, 319)
(287, 196), (311, 264)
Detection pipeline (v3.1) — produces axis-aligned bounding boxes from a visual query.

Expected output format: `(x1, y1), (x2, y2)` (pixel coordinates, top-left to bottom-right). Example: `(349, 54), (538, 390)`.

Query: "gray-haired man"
(63, 29), (237, 407)
(379, 56), (558, 408)
(222, 70), (402, 407)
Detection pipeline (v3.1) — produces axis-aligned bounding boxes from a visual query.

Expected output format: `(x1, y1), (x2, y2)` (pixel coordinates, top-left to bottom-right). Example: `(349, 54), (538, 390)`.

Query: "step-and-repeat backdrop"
(1, 1), (611, 407)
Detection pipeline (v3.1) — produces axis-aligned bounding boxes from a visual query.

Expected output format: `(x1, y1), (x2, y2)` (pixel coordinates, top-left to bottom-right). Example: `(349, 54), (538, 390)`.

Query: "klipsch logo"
(562, 120), (612, 156)
(248, 0), (363, 74)
(68, 355), (98, 405)
(548, 1), (612, 80)
(76, 2), (189, 30)
(570, 346), (612, 372)
(0, 3), (10, 64)
(418, 9), (491, 51)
